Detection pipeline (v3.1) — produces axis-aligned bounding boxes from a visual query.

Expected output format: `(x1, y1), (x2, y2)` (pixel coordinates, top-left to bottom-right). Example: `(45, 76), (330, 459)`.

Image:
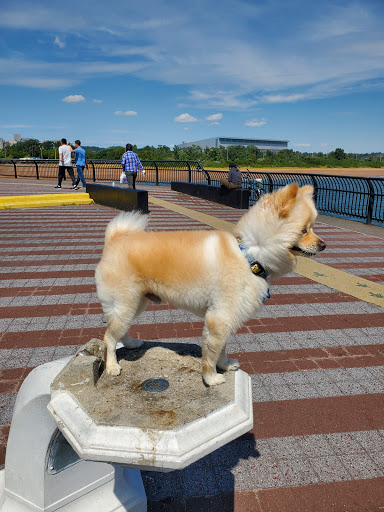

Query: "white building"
(177, 136), (288, 152)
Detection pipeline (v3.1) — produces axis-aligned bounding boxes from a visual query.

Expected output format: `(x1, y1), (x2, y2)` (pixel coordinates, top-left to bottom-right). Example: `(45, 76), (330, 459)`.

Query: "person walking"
(121, 143), (144, 189)
(220, 162), (243, 189)
(73, 140), (88, 189)
(55, 138), (77, 189)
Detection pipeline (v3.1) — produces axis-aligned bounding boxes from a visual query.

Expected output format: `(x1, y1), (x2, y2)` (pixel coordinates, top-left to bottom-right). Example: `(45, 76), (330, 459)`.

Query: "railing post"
(154, 162), (159, 186)
(90, 161), (96, 182)
(186, 161), (192, 183)
(197, 161), (211, 185)
(309, 175), (318, 204)
(12, 160), (17, 178)
(204, 168), (211, 185)
(34, 160), (39, 180)
(366, 179), (374, 224)
(265, 172), (273, 193)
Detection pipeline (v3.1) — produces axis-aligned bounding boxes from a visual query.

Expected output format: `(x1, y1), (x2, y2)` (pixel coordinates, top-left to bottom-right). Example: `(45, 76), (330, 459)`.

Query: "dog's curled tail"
(104, 211), (149, 242)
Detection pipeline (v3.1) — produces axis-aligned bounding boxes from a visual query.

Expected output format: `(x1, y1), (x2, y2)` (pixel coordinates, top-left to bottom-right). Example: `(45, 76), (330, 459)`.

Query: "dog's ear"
(299, 185), (314, 197)
(276, 183), (299, 218)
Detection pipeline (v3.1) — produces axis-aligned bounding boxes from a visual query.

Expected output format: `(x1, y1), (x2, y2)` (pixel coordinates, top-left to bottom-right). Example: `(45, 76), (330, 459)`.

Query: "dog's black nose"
(319, 240), (327, 252)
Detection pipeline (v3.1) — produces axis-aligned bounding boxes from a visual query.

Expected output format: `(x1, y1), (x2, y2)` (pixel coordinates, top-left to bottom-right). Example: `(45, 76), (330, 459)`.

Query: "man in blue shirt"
(74, 140), (88, 189)
(121, 143), (144, 189)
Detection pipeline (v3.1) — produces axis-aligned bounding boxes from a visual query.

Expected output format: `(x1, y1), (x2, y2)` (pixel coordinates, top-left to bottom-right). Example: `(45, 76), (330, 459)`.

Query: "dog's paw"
(106, 363), (122, 376)
(122, 337), (143, 349)
(203, 373), (226, 386)
(218, 358), (240, 372)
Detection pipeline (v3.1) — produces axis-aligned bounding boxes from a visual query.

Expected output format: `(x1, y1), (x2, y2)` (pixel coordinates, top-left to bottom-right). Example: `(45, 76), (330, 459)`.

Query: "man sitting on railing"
(220, 162), (243, 189)
(121, 144), (145, 189)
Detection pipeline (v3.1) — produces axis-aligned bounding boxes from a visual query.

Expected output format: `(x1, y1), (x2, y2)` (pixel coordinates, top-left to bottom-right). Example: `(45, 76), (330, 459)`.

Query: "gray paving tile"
(289, 383), (320, 399)
(265, 385), (294, 401)
(0, 394), (17, 425)
(235, 457), (283, 490)
(297, 435), (335, 458)
(309, 455), (351, 483)
(267, 436), (301, 460)
(351, 430), (384, 453)
(325, 432), (367, 455)
(362, 380), (384, 393)
(251, 366), (384, 402)
(251, 382), (272, 402)
(278, 457), (320, 487)
(369, 452), (384, 473)
(341, 452), (383, 479)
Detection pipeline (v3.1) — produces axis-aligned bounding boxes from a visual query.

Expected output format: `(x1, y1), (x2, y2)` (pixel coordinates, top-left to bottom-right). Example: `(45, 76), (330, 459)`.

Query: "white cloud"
(294, 143), (311, 147)
(54, 36), (65, 49)
(0, 57), (146, 90)
(62, 94), (85, 103)
(209, 122), (220, 126)
(307, 5), (370, 41)
(205, 113), (223, 121)
(0, 124), (31, 128)
(1, 1), (384, 117)
(114, 110), (137, 116)
(93, 99), (103, 103)
(174, 113), (198, 123)
(262, 94), (308, 103)
(0, 60), (76, 88)
(245, 119), (267, 127)
(188, 89), (259, 109)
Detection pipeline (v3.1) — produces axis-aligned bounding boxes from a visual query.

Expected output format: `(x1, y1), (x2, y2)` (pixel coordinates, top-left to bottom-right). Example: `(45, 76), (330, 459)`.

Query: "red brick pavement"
(0, 179), (384, 511)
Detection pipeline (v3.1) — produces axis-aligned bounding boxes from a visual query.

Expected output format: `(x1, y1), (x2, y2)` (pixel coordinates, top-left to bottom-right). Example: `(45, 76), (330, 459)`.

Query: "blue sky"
(1, 0), (383, 153)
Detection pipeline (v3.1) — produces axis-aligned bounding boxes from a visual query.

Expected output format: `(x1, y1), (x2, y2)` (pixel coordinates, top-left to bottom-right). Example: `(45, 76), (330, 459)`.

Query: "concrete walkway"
(0, 178), (383, 511)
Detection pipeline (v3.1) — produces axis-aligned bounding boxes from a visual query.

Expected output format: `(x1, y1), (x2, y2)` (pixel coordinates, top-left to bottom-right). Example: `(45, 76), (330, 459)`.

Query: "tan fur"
(96, 184), (326, 386)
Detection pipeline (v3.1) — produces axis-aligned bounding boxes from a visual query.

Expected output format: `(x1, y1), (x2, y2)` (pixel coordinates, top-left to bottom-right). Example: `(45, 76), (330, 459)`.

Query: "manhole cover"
(141, 378), (169, 392)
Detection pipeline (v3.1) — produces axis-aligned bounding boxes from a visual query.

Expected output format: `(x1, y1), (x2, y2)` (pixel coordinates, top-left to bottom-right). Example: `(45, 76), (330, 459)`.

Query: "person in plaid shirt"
(121, 144), (144, 189)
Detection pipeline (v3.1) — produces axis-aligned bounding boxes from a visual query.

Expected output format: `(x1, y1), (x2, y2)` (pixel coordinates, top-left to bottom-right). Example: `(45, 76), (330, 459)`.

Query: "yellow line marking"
(0, 193), (93, 209)
(295, 258), (384, 308)
(148, 195), (384, 308)
(148, 196), (235, 233)
(0, 193), (90, 202)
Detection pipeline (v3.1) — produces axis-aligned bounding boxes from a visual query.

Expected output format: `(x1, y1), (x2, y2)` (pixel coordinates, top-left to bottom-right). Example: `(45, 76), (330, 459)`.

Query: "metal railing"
(206, 169), (383, 226)
(0, 159), (382, 225)
(0, 159), (211, 186)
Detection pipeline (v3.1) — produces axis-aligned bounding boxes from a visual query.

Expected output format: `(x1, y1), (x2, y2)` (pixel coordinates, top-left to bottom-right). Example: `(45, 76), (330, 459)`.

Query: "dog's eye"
(302, 228), (308, 234)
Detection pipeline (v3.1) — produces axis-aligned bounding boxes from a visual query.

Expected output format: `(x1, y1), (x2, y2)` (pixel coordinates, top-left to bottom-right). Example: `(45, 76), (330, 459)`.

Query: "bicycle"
(245, 169), (263, 202)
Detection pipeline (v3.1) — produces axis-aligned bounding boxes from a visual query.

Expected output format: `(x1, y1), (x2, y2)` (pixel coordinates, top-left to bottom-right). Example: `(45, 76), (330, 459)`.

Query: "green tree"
(96, 146), (125, 160)
(332, 148), (346, 160)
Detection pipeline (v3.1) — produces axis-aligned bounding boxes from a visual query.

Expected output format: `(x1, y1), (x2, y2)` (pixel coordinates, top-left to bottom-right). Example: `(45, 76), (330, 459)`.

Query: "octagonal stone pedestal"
(48, 339), (253, 472)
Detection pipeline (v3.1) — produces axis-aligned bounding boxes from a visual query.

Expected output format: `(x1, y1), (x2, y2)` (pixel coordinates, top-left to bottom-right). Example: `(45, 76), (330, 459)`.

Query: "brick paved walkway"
(0, 178), (384, 511)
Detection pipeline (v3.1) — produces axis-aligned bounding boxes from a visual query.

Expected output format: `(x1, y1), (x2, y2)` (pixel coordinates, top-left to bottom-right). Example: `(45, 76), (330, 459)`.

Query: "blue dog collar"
(236, 237), (269, 280)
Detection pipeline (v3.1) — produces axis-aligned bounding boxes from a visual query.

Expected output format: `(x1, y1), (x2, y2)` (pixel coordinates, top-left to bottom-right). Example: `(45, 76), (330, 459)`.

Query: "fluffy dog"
(96, 184), (326, 386)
